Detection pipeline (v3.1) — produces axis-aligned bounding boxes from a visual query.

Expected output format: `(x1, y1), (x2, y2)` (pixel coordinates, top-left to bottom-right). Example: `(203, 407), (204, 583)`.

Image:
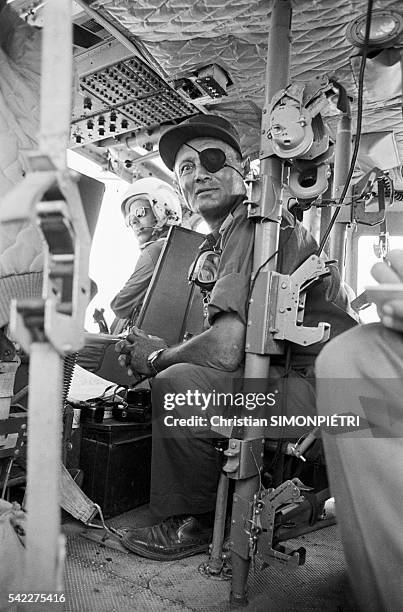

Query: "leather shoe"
(273, 488), (335, 543)
(121, 515), (212, 561)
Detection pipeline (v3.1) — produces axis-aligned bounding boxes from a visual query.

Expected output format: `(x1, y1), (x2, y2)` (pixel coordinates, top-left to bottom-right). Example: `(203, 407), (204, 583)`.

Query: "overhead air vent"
(73, 13), (111, 49)
(79, 18), (105, 34)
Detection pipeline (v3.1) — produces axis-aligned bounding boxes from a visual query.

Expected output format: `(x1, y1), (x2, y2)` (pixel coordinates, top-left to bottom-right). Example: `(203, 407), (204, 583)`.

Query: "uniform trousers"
(316, 323), (403, 612)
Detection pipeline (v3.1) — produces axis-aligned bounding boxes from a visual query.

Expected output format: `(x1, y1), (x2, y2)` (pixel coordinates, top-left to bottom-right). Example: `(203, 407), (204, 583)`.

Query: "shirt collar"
(218, 195), (246, 235)
(199, 195), (246, 251)
(139, 228), (168, 250)
(199, 231), (220, 251)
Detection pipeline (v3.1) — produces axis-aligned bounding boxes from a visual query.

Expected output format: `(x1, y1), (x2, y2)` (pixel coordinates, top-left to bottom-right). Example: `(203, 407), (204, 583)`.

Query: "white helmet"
(121, 177), (182, 232)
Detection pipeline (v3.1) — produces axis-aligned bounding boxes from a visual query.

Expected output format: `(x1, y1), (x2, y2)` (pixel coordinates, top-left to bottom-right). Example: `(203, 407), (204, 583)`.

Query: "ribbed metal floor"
(62, 510), (357, 612)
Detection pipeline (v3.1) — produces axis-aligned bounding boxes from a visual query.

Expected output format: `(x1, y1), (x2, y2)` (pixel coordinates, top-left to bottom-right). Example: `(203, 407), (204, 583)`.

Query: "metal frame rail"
(0, 0), (90, 603)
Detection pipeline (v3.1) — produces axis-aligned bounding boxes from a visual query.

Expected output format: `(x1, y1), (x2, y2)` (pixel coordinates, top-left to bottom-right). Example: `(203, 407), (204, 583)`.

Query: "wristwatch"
(147, 348), (166, 375)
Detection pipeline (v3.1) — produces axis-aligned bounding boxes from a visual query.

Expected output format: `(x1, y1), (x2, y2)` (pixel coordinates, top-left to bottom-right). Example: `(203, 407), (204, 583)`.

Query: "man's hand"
(371, 249), (403, 332)
(115, 326), (168, 376)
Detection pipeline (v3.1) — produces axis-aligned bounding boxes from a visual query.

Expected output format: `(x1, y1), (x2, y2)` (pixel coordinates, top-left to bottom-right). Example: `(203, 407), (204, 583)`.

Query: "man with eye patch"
(115, 114), (357, 561)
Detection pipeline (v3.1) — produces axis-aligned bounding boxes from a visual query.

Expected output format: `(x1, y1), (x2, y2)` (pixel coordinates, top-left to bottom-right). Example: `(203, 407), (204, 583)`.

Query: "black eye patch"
(185, 144), (227, 173)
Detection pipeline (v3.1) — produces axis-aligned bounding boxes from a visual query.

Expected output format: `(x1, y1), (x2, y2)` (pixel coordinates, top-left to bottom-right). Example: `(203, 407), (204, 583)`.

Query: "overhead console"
(71, 39), (198, 147)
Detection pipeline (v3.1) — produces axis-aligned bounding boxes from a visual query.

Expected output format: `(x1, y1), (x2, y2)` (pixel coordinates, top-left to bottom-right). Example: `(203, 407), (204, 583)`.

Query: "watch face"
(148, 350), (158, 363)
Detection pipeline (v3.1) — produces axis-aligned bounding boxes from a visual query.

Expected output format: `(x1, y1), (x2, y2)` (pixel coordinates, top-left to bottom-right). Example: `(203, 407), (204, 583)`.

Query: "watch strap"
(147, 348), (165, 375)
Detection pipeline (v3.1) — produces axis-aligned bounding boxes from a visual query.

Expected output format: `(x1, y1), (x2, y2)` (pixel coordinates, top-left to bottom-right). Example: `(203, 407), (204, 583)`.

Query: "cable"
(287, 196), (368, 213)
(248, 216), (296, 301)
(250, 447), (264, 495)
(317, 0), (374, 256)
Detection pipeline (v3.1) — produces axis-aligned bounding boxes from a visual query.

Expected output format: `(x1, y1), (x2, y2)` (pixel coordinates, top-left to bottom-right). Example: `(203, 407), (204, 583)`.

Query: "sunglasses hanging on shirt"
(188, 249), (222, 291)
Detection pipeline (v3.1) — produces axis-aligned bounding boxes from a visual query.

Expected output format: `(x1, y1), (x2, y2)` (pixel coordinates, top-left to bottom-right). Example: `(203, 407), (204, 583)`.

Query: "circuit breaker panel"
(70, 40), (198, 147)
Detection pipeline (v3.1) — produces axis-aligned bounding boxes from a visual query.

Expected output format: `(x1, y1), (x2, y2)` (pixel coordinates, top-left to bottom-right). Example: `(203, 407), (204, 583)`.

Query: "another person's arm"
(111, 241), (162, 319)
(371, 249), (403, 332)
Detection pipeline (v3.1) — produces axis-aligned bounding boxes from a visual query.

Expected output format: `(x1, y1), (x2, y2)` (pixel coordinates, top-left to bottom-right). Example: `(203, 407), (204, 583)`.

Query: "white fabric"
(67, 363), (116, 402)
(0, 6), (43, 276)
(0, 500), (25, 610)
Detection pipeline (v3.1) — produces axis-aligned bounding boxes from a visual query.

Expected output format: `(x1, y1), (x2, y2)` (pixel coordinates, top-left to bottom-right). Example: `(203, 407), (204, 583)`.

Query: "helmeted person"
(110, 177), (182, 331)
(115, 114), (358, 561)
(315, 249), (403, 612)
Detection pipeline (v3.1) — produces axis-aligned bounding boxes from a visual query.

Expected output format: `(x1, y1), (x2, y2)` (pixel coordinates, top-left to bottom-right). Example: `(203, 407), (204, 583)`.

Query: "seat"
(136, 225), (205, 345)
(77, 225), (205, 385)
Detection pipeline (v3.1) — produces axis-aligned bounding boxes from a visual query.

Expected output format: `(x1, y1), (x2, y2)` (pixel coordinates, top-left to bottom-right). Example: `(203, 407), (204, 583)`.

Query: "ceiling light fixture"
(346, 9), (402, 48)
